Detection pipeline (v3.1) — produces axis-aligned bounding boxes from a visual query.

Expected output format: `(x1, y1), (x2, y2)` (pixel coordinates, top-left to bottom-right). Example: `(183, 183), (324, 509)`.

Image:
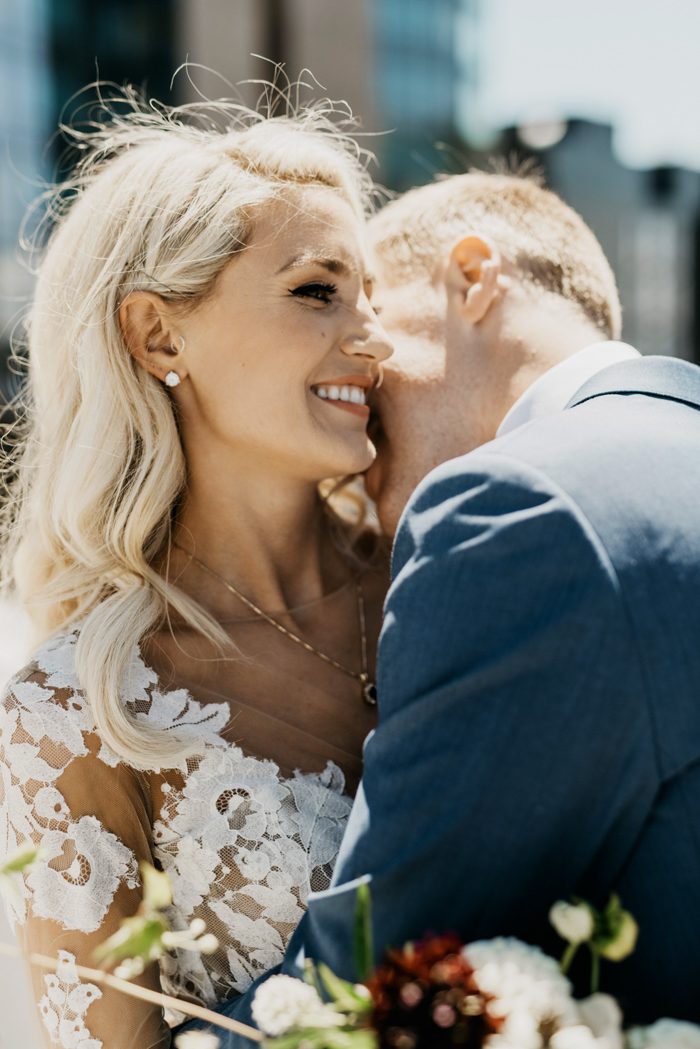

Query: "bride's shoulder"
(1, 625), (97, 742)
(3, 624), (82, 701)
(1, 621), (229, 768)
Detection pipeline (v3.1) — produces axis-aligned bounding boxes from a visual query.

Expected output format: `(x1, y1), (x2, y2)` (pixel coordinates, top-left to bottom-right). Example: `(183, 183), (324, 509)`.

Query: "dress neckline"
(34, 623), (352, 799)
(137, 632), (351, 797)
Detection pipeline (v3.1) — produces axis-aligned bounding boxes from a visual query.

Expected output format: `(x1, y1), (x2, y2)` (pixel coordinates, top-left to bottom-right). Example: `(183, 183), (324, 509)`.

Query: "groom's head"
(366, 172), (622, 535)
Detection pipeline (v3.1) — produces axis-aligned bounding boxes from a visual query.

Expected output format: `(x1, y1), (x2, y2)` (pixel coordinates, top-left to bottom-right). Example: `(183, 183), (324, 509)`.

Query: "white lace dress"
(0, 626), (353, 1048)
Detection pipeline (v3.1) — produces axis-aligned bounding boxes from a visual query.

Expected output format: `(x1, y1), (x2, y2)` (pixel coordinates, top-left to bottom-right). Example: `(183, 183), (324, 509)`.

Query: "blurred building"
(372, 0), (471, 189)
(0, 0), (178, 392)
(178, 0), (471, 189)
(509, 119), (700, 361)
(175, 1), (376, 142)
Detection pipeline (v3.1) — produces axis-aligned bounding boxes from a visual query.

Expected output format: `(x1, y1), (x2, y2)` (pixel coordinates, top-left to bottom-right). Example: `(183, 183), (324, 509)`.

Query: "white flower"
(252, 974), (345, 1037)
(576, 995), (624, 1049)
(550, 902), (595, 945)
(550, 1028), (598, 1049)
(550, 1026), (610, 1048)
(484, 1007), (542, 1048)
(626, 1019), (700, 1048)
(465, 938), (578, 1048)
(174, 1032), (221, 1049)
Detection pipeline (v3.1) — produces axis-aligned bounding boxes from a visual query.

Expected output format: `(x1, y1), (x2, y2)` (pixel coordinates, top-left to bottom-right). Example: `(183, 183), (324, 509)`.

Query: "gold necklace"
(172, 542), (378, 707)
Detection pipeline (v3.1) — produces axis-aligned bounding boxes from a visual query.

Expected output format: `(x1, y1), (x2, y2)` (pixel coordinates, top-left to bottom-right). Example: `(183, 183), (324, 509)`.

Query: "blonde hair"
(1, 84), (376, 770)
(370, 171), (622, 339)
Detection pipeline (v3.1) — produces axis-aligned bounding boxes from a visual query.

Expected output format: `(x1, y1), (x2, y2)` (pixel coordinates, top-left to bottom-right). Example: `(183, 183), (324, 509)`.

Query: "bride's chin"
(315, 437), (375, 479)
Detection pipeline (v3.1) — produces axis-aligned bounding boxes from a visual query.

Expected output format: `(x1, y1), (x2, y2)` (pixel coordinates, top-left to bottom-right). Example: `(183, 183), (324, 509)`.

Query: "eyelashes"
(290, 281), (383, 317)
(290, 281), (338, 304)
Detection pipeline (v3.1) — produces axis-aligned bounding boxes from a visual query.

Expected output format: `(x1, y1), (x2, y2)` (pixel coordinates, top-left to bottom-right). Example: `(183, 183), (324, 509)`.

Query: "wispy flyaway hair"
(1, 78), (376, 770)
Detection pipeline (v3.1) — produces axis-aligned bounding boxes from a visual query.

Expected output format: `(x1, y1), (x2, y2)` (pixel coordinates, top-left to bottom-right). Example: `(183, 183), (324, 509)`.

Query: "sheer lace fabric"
(0, 627), (353, 1048)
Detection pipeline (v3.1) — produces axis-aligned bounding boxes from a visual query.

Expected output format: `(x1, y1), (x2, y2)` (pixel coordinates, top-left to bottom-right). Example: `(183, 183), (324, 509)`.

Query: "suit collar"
(497, 342), (640, 438)
(566, 355), (700, 412)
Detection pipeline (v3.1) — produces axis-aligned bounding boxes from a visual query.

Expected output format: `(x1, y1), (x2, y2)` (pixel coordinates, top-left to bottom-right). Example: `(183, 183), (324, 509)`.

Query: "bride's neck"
(166, 465), (348, 616)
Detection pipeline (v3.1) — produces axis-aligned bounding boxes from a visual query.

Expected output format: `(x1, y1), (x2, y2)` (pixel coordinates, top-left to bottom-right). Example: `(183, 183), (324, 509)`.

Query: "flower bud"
(197, 934), (219, 955)
(549, 901), (595, 945)
(597, 910), (638, 962)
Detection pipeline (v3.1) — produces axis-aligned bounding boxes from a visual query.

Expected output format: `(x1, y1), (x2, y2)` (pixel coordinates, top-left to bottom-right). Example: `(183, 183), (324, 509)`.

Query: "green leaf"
(0, 843), (41, 875)
(352, 882), (373, 983)
(316, 964), (373, 1015)
(265, 1029), (377, 1049)
(139, 861), (172, 911)
(93, 914), (169, 970)
(264, 1028), (340, 1049)
(304, 958), (323, 994)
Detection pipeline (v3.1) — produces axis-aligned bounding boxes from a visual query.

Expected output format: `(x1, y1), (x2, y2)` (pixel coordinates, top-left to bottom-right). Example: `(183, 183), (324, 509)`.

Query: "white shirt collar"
(496, 341), (641, 438)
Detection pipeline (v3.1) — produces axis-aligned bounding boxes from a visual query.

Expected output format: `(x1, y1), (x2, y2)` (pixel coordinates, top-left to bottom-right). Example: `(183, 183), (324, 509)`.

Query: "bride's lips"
(330, 401), (370, 418)
(311, 374), (374, 420)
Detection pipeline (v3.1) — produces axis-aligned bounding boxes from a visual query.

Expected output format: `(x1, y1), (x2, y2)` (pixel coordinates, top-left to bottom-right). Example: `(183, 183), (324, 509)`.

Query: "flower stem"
(560, 942), (578, 975)
(0, 941), (262, 1041)
(591, 949), (600, 993)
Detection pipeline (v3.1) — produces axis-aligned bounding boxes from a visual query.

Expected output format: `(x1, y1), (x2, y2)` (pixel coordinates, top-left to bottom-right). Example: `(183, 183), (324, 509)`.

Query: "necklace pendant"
(360, 675), (378, 707)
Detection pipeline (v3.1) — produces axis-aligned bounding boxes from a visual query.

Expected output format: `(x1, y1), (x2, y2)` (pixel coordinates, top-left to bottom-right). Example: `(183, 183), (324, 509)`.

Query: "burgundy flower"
(366, 933), (501, 1048)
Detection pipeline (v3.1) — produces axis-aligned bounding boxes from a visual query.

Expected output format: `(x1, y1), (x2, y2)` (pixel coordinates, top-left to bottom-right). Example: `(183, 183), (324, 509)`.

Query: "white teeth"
(313, 384), (367, 405)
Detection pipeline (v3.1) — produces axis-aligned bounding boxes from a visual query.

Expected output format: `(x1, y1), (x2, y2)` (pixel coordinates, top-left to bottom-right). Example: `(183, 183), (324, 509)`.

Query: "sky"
(460, 0), (700, 171)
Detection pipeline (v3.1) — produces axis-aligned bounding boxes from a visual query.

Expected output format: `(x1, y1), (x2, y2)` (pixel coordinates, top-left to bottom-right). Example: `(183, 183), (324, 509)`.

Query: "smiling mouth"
(311, 380), (371, 419)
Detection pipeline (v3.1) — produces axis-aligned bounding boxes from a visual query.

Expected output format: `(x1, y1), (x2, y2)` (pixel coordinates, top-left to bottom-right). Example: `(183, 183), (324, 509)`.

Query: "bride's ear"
(119, 291), (189, 383)
(445, 233), (510, 324)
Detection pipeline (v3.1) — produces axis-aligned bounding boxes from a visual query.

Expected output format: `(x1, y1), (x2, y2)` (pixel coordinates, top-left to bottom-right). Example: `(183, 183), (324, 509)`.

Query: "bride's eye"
(290, 281), (338, 304)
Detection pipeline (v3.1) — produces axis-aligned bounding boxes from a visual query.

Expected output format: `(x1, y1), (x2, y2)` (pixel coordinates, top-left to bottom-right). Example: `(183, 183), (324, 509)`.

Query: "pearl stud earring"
(164, 337), (185, 386)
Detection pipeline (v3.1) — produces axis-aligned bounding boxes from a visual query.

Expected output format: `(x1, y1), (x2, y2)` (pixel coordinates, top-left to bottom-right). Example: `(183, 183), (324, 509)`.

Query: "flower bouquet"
(3, 845), (700, 1049)
(250, 887), (700, 1049)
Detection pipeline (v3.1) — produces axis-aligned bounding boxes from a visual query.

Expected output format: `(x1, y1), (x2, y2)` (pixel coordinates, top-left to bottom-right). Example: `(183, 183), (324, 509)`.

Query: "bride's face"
(175, 187), (392, 481)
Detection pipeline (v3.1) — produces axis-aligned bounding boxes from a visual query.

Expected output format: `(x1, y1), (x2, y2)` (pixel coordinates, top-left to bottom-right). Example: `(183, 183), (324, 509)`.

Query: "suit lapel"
(566, 355), (700, 413)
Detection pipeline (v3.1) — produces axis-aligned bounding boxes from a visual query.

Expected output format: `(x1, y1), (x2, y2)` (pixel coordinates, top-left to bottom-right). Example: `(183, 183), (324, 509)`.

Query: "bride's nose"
(340, 320), (394, 364)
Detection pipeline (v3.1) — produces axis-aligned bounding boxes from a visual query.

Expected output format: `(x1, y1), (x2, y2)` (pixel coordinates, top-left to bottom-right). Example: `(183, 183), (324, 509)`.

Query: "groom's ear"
(445, 233), (510, 324)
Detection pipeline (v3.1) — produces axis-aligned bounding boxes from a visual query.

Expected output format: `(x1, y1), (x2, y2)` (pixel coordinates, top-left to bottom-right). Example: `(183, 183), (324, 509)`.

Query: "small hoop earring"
(164, 370), (181, 388)
(172, 336), (185, 355)
(375, 367), (384, 390)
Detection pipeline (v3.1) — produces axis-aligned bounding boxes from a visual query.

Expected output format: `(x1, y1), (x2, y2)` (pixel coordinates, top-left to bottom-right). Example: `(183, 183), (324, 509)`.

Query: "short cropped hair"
(370, 172), (622, 339)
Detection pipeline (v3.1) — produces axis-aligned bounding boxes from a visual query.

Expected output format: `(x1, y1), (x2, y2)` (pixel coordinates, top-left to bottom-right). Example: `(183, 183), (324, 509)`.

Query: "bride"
(0, 88), (391, 1048)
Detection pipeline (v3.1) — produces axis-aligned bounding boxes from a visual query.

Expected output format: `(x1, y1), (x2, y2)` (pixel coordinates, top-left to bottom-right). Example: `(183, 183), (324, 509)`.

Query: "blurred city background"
(1, 0), (699, 1044)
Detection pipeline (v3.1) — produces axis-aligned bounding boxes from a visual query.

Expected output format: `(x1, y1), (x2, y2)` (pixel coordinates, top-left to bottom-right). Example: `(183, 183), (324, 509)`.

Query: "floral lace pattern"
(0, 628), (353, 1044)
(39, 951), (103, 1049)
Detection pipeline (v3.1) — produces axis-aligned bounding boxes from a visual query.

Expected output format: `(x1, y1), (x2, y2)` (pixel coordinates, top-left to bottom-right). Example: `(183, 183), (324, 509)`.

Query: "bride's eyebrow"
(277, 253), (377, 290)
(277, 253), (351, 276)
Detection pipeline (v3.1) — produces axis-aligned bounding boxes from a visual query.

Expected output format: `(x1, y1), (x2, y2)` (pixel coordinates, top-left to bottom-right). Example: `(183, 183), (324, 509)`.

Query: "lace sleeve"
(1, 665), (172, 1049)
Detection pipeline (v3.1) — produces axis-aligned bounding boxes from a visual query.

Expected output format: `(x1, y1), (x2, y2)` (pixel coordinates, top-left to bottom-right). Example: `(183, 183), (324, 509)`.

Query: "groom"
(192, 171), (700, 1042)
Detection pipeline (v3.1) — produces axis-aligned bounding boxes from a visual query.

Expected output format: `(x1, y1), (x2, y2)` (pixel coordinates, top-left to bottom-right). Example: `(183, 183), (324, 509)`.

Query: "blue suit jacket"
(186, 355), (700, 1043)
